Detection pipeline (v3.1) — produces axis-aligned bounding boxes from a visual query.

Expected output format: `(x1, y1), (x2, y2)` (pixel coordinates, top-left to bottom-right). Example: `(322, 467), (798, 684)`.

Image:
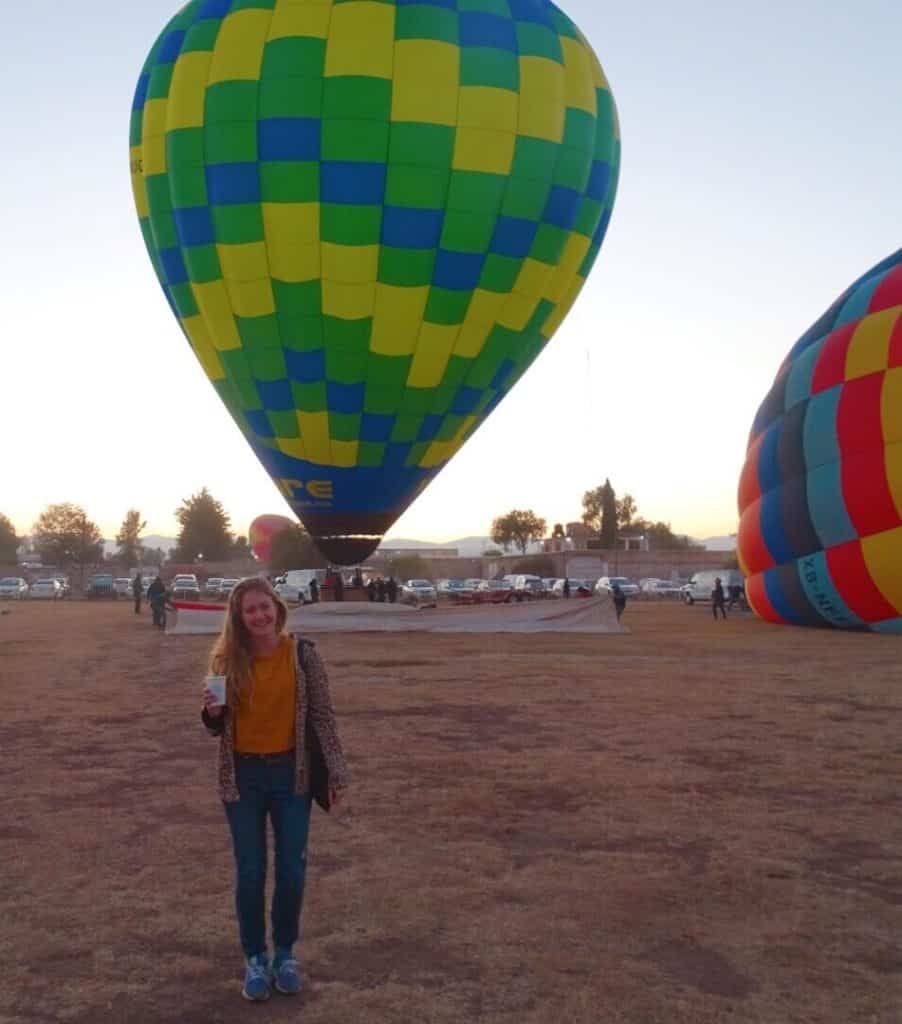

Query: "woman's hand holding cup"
(203, 676), (227, 717)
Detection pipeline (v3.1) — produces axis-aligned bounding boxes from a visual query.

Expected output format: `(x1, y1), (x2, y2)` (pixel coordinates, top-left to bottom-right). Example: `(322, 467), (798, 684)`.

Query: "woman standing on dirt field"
(200, 577), (348, 1002)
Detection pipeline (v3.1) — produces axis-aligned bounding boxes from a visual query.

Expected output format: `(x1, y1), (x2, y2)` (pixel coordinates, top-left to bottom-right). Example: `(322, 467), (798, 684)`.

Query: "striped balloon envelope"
(130, 0), (620, 563)
(738, 248), (902, 633)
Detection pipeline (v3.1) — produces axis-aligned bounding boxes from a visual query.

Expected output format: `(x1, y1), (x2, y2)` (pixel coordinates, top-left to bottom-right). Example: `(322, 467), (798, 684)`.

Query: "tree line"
(3, 487), (253, 573)
(490, 479), (701, 554)
(2, 477), (701, 575)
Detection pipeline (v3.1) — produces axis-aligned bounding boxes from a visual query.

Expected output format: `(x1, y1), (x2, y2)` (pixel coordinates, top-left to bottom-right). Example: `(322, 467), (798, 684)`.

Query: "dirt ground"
(1, 599), (900, 1024)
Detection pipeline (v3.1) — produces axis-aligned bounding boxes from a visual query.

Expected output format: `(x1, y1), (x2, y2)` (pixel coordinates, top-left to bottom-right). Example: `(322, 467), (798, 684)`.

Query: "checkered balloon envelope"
(130, 0), (620, 564)
(738, 248), (902, 634)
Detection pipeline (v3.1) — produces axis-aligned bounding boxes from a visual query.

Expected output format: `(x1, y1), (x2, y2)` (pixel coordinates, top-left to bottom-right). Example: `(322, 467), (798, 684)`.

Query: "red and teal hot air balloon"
(130, 0), (620, 563)
(738, 248), (902, 632)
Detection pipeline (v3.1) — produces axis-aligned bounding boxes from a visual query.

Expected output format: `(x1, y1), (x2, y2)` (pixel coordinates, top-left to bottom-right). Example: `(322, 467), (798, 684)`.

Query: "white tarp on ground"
(167, 595), (626, 636)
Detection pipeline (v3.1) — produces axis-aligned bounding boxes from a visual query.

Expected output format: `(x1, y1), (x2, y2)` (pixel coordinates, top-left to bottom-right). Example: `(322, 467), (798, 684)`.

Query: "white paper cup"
(205, 675), (227, 707)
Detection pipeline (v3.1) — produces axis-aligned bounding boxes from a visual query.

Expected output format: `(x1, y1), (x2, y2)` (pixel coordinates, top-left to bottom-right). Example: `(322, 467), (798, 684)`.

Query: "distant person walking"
(200, 578), (348, 1002)
(366, 579), (376, 602)
(147, 576), (167, 629)
(563, 578), (571, 599)
(334, 573), (344, 602)
(308, 578), (319, 604)
(727, 581), (743, 611)
(387, 577), (398, 604)
(712, 577), (727, 621)
(132, 573), (143, 615)
(611, 582), (627, 623)
(376, 578), (386, 603)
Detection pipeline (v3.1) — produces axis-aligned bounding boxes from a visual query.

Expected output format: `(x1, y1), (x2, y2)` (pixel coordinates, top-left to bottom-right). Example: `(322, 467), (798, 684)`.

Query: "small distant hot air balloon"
(130, 0), (620, 563)
(738, 248), (902, 633)
(249, 513), (295, 563)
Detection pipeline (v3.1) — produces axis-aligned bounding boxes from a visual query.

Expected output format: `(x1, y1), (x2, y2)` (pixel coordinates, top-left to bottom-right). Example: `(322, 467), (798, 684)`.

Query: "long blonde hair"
(208, 577), (289, 707)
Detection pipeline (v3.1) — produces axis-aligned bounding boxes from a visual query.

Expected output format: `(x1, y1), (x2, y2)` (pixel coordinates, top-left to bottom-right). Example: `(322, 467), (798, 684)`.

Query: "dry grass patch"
(0, 600), (900, 1023)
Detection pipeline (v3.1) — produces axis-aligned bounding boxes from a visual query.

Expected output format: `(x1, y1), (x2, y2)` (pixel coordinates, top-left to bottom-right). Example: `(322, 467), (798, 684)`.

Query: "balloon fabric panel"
(249, 513), (294, 562)
(131, 0), (620, 563)
(738, 248), (902, 633)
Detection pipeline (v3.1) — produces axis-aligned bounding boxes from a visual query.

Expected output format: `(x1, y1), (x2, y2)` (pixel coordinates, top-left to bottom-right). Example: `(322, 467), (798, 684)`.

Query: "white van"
(512, 574), (544, 596)
(276, 568), (324, 604)
(595, 576), (640, 598)
(682, 569), (744, 604)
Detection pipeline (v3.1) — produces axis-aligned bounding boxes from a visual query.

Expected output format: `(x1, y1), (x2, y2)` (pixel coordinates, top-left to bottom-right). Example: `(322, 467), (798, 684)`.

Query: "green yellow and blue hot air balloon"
(130, 0), (620, 563)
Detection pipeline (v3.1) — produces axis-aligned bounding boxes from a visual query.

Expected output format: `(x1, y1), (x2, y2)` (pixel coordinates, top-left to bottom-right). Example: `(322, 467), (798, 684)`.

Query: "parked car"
(113, 578), (133, 597)
(551, 578), (593, 597)
(275, 581), (310, 604)
(476, 580), (506, 592)
(218, 578), (240, 598)
(400, 580), (437, 607)
(30, 578), (64, 600)
(640, 578), (684, 599)
(87, 573), (117, 599)
(595, 576), (640, 598)
(172, 580), (201, 601)
(205, 578), (224, 597)
(473, 579), (518, 603)
(542, 577), (560, 594)
(173, 574), (198, 587)
(682, 569), (745, 605)
(0, 577), (29, 600)
(275, 568), (321, 604)
(512, 574), (545, 597)
(437, 579), (470, 598)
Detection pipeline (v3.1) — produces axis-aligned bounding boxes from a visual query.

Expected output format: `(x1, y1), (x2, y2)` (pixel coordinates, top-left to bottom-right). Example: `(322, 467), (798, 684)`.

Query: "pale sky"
(3, 2), (901, 543)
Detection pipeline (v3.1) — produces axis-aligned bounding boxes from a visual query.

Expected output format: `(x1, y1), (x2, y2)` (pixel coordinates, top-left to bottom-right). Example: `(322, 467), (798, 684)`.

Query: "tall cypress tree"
(600, 479), (618, 549)
(0, 514), (18, 563)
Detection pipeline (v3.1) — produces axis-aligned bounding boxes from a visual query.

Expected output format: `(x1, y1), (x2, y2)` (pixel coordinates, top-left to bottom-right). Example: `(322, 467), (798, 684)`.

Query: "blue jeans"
(223, 754), (312, 961)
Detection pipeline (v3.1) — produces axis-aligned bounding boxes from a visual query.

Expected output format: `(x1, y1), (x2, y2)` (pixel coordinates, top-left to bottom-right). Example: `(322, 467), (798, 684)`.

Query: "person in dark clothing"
(309, 578), (319, 604)
(727, 582), (743, 611)
(352, 568), (363, 588)
(132, 574), (143, 615)
(366, 579), (376, 602)
(562, 578), (571, 599)
(376, 578), (386, 603)
(147, 576), (168, 629)
(611, 582), (627, 622)
(386, 577), (398, 604)
(712, 577), (727, 620)
(334, 573), (344, 602)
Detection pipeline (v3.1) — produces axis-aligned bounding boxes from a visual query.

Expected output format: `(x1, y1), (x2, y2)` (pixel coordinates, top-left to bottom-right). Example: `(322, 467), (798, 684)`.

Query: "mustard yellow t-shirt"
(233, 635), (296, 754)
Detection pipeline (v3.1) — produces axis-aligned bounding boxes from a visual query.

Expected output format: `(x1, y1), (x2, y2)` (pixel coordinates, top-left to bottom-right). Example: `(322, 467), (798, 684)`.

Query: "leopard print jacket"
(201, 635), (348, 803)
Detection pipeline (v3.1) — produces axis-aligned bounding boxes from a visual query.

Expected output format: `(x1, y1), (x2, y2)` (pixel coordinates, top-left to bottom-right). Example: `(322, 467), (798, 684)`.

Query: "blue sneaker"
(241, 954), (272, 1002)
(273, 951), (303, 995)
